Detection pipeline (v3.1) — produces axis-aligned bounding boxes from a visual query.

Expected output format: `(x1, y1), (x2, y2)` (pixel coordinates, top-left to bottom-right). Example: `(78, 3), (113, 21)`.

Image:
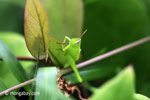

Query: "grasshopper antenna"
(79, 29), (87, 38)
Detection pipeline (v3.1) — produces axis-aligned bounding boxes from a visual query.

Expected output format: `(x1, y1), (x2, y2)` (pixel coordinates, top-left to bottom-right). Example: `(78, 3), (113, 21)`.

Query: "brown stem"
(0, 56), (37, 61)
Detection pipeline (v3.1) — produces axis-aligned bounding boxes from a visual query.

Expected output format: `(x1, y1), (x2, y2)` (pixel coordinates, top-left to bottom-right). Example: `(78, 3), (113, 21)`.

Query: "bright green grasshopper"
(48, 30), (87, 83)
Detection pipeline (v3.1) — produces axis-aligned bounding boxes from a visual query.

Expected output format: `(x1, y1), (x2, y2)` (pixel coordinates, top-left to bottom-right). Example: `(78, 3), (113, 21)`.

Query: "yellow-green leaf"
(24, 0), (49, 60)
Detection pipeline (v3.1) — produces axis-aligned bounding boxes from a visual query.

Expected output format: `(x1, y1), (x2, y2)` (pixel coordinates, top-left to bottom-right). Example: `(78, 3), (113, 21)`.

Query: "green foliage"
(0, 2), (24, 33)
(0, 80), (16, 100)
(41, 0), (83, 41)
(91, 66), (135, 100)
(0, 32), (34, 71)
(0, 32), (34, 88)
(134, 94), (150, 100)
(0, 0), (25, 7)
(35, 67), (68, 100)
(0, 39), (30, 91)
(82, 0), (147, 59)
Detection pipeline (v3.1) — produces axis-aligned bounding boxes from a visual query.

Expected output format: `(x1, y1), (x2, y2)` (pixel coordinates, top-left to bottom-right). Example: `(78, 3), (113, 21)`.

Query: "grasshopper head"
(70, 38), (81, 46)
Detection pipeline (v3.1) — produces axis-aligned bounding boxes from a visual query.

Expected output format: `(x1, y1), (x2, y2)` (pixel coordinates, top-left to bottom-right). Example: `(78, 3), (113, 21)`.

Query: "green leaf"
(35, 67), (68, 100)
(24, 0), (49, 59)
(0, 80), (16, 100)
(63, 64), (120, 84)
(0, 40), (30, 91)
(90, 66), (135, 100)
(134, 94), (150, 100)
(0, 32), (35, 88)
(41, 0), (83, 41)
(0, 32), (34, 71)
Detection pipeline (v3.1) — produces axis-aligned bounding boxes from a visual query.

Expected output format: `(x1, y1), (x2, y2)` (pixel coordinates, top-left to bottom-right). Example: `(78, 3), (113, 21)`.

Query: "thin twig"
(0, 37), (150, 96)
(78, 37), (150, 68)
(0, 78), (36, 96)
(0, 56), (37, 61)
(61, 37), (150, 74)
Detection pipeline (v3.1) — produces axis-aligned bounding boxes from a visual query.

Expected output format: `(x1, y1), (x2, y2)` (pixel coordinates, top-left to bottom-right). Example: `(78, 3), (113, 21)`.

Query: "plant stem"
(0, 78), (36, 96)
(0, 56), (37, 61)
(0, 37), (150, 96)
(78, 37), (150, 68)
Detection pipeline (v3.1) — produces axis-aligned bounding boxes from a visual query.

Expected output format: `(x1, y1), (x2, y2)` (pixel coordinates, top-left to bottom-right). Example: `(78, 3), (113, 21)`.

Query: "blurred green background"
(0, 0), (150, 98)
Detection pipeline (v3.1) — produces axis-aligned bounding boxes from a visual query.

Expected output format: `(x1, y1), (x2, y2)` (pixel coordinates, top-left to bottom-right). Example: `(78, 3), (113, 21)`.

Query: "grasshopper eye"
(74, 39), (81, 44)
